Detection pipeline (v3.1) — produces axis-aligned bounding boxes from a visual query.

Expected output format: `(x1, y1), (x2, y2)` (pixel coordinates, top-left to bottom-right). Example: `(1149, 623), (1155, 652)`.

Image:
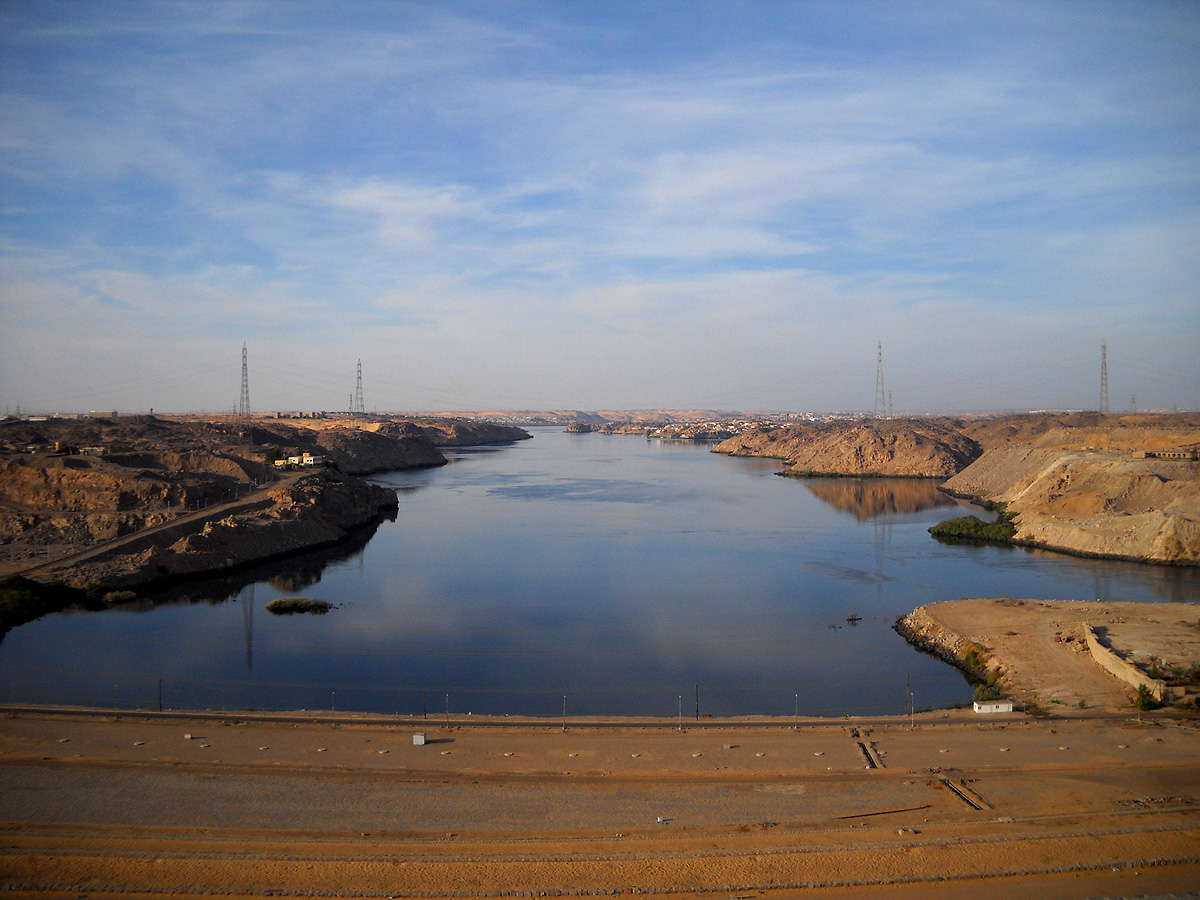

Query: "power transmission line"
(354, 359), (365, 414)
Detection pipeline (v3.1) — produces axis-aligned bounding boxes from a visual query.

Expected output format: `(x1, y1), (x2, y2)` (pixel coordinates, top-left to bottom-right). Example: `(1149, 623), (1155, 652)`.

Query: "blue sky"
(1, 1), (1197, 414)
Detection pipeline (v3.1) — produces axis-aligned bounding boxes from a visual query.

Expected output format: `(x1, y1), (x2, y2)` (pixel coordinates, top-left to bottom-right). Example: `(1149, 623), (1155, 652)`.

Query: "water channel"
(2, 427), (1197, 717)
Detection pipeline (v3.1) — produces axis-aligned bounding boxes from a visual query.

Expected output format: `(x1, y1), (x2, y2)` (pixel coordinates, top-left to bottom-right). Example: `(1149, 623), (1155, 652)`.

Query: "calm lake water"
(2, 428), (1198, 717)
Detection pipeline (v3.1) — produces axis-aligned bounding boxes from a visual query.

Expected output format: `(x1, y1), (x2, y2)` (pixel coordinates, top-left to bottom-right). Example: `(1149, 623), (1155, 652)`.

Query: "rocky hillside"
(941, 447), (1200, 564)
(292, 417), (530, 471)
(307, 423), (445, 475)
(939, 413), (1200, 565)
(714, 418), (981, 478)
(35, 471), (398, 590)
(405, 418), (531, 447)
(0, 414), (459, 574)
(958, 411), (1200, 453)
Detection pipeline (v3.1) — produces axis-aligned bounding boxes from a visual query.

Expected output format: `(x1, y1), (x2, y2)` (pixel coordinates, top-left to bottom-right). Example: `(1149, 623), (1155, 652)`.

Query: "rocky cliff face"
(0, 443), (266, 549)
(312, 425), (445, 475)
(715, 419), (981, 478)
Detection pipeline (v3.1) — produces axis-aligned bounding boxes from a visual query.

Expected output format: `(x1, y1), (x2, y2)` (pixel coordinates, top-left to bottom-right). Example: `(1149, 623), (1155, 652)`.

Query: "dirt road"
(2, 707), (1198, 898)
(1, 472), (302, 582)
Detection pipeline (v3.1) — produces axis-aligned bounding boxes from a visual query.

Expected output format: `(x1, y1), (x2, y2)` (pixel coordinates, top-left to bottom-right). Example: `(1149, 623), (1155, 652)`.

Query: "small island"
(265, 597), (331, 615)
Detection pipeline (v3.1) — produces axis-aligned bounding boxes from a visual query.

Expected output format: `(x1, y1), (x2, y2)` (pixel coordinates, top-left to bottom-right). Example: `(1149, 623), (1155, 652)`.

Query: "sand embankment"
(899, 598), (1200, 711)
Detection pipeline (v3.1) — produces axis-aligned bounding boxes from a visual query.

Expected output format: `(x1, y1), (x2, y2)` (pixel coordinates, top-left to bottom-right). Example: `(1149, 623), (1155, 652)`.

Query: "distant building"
(280, 452), (325, 468)
(1132, 449), (1199, 460)
(973, 700), (1014, 714)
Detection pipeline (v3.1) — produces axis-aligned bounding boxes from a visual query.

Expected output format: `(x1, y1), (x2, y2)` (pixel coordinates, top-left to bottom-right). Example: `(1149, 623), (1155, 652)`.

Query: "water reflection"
(118, 513), (391, 611)
(805, 478), (958, 520)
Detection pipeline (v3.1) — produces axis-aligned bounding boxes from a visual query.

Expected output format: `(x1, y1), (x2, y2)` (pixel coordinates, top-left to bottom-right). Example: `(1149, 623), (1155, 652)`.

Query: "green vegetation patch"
(1134, 684), (1160, 711)
(266, 596), (331, 615)
(929, 512), (1017, 544)
(957, 639), (1008, 702)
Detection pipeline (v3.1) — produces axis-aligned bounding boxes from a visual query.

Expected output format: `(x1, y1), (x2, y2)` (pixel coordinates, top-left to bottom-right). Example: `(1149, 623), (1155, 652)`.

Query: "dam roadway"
(2, 706), (1198, 898)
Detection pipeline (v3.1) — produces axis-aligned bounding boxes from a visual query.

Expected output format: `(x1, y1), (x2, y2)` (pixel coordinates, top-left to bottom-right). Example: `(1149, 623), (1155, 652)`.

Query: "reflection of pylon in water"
(873, 515), (890, 613)
(243, 583), (254, 672)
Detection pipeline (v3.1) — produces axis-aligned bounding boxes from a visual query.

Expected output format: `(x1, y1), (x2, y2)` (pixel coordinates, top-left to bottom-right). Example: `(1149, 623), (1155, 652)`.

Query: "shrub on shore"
(929, 509), (1017, 543)
(1134, 683), (1159, 711)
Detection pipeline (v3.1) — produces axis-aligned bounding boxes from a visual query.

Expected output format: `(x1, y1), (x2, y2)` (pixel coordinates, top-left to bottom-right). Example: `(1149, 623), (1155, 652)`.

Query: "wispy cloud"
(1, 1), (1197, 413)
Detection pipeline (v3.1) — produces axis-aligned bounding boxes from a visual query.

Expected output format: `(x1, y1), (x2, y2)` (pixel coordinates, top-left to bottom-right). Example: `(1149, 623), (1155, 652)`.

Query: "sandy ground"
(917, 598), (1200, 711)
(2, 705), (1199, 900)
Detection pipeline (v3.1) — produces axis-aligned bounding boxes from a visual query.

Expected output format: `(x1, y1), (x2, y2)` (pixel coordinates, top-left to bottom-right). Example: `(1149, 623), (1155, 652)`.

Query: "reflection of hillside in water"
(806, 479), (956, 520)
(144, 512), (392, 608)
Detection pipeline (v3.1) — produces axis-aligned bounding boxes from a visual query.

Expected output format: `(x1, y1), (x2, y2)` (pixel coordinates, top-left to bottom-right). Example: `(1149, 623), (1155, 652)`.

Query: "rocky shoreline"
(714, 417), (981, 478)
(42, 471), (400, 591)
(893, 606), (1000, 688)
(0, 413), (529, 599)
(714, 412), (1200, 566)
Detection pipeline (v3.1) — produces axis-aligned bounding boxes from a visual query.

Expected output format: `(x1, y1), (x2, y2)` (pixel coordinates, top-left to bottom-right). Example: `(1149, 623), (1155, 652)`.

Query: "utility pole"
(1099, 340), (1110, 413)
(906, 673), (914, 729)
(238, 344), (250, 418)
(874, 342), (887, 418)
